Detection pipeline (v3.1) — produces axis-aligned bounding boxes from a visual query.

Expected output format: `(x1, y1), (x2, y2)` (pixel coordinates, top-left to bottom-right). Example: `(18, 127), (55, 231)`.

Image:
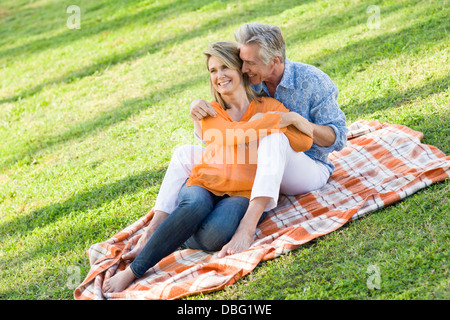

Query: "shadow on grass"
(0, 0), (313, 105)
(0, 167), (166, 246)
(285, 0), (424, 46)
(303, 7), (448, 78)
(2, 0), (445, 107)
(0, 0), (218, 59)
(1, 0), (317, 170)
(341, 74), (450, 118)
(0, 166), (163, 299)
(0, 72), (207, 170)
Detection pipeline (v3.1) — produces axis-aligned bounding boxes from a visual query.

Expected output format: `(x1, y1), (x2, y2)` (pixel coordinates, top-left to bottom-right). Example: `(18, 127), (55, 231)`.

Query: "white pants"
(154, 133), (330, 214)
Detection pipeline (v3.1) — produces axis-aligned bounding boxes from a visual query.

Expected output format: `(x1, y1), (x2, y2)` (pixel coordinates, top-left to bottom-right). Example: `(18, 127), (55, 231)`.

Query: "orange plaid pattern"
(74, 120), (449, 300)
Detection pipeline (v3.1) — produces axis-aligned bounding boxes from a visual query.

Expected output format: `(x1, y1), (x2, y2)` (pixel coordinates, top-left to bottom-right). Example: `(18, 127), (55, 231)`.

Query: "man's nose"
(242, 62), (249, 73)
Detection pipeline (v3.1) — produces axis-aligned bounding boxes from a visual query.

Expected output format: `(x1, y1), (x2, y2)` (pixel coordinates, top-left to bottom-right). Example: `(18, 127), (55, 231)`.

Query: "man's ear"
(272, 55), (282, 65)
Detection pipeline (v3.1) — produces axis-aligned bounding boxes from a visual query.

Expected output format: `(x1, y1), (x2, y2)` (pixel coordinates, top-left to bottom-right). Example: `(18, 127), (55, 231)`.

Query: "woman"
(104, 41), (312, 293)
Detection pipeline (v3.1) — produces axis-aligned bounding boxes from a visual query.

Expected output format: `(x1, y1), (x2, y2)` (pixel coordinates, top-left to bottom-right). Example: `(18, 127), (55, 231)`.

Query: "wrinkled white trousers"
(154, 133), (330, 213)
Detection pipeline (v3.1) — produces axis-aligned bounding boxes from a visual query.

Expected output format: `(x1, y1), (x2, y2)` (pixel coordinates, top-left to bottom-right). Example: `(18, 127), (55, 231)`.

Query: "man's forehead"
(239, 43), (262, 61)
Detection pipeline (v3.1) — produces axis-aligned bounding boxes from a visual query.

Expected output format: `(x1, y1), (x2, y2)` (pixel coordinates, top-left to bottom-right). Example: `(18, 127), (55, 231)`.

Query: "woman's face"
(208, 56), (243, 96)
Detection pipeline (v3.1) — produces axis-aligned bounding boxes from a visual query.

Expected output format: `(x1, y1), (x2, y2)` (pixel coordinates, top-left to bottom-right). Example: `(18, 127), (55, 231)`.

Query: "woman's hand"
(121, 210), (169, 261)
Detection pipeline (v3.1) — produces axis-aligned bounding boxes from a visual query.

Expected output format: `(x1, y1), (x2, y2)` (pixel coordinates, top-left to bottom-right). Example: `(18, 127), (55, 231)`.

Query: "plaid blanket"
(74, 120), (450, 300)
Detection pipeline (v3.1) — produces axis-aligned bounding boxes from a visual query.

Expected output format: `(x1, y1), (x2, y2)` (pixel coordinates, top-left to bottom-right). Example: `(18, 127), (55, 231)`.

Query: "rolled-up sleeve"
(253, 59), (348, 174)
(309, 80), (347, 153)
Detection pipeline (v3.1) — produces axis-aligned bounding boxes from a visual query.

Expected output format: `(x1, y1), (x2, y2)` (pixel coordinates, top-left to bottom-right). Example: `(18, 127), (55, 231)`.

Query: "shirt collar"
(254, 58), (295, 97)
(277, 58), (296, 90)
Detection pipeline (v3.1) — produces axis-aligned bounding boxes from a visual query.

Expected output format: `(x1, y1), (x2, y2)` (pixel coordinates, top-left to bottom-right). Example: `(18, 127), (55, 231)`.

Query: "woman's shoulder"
(210, 101), (222, 109)
(210, 101), (227, 114)
(256, 96), (284, 111)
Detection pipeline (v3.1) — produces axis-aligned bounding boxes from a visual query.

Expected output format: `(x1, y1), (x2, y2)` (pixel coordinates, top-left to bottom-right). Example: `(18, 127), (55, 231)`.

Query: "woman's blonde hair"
(203, 41), (260, 110)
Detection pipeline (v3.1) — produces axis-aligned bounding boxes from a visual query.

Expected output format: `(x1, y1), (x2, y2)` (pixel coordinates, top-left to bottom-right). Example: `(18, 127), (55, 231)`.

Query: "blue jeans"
(129, 182), (267, 278)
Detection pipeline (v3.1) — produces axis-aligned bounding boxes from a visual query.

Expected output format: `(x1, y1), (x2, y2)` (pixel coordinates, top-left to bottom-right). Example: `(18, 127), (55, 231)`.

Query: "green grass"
(0, 0), (448, 300)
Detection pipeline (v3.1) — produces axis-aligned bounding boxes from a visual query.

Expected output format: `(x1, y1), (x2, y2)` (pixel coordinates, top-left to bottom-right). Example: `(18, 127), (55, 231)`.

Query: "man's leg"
(252, 132), (330, 206)
(216, 133), (288, 257)
(217, 133), (329, 258)
(250, 133), (289, 211)
(279, 151), (330, 196)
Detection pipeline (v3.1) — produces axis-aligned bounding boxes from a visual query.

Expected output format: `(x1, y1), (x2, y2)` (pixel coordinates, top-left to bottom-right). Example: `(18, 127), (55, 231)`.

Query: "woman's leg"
(122, 145), (204, 261)
(104, 183), (215, 292)
(182, 196), (251, 252)
(130, 184), (215, 278)
(218, 196), (271, 258)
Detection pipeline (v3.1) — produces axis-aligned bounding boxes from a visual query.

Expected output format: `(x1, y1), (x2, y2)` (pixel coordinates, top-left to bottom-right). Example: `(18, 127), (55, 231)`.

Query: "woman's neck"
(222, 87), (250, 112)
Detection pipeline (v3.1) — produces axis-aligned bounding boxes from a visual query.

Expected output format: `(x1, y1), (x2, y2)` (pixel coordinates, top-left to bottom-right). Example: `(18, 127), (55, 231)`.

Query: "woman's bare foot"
(218, 227), (254, 258)
(218, 197), (269, 258)
(103, 267), (136, 293)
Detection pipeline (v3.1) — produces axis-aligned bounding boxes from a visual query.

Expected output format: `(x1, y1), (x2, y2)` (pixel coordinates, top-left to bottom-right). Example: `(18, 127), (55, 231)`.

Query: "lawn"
(0, 0), (448, 300)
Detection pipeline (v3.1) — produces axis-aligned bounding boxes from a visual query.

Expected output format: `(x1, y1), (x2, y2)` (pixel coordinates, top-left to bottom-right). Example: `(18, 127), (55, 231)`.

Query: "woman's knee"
(177, 185), (214, 217)
(193, 197), (249, 251)
(193, 224), (229, 252)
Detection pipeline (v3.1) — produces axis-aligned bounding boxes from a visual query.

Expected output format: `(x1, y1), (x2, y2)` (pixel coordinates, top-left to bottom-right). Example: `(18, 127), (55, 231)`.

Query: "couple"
(104, 23), (347, 293)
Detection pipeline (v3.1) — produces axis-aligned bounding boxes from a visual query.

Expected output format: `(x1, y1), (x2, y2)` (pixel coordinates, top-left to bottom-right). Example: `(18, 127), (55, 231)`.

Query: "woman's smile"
(218, 79), (231, 87)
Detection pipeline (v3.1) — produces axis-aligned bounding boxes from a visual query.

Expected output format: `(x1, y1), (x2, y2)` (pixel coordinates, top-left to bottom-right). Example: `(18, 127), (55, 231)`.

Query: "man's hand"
(248, 111), (314, 138)
(248, 112), (266, 122)
(289, 112), (314, 138)
(190, 99), (217, 121)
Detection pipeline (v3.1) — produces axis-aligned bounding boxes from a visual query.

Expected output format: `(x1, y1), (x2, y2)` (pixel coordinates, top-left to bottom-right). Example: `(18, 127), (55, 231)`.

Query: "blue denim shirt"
(252, 58), (348, 174)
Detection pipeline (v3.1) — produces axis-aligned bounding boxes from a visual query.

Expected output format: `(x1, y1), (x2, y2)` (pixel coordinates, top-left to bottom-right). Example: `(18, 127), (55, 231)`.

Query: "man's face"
(239, 43), (273, 85)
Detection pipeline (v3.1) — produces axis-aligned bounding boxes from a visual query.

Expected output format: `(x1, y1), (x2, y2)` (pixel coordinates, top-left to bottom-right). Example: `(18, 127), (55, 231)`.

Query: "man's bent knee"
(257, 133), (289, 173)
(258, 132), (289, 148)
(173, 144), (204, 166)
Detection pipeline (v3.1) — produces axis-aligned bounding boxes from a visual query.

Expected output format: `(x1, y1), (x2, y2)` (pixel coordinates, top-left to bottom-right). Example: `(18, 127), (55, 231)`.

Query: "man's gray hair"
(234, 22), (286, 64)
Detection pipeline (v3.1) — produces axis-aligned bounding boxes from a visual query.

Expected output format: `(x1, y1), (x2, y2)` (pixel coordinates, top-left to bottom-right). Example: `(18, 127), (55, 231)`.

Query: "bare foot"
(103, 267), (136, 293)
(218, 228), (254, 258)
(218, 197), (268, 258)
